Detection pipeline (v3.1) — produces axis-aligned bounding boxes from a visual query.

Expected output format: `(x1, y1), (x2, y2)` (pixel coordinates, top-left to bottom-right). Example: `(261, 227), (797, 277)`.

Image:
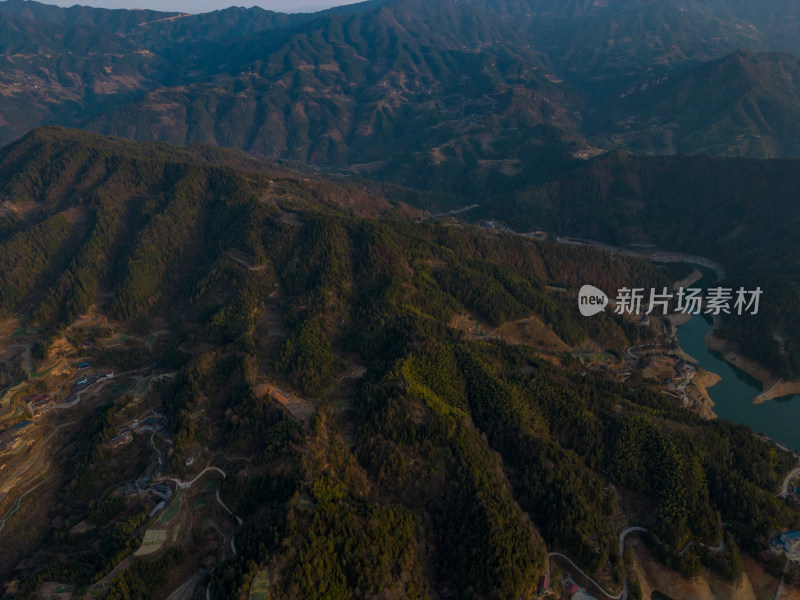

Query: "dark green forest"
(1, 0), (800, 596)
(1, 128), (798, 599)
(475, 151), (800, 379)
(2, 0), (800, 379)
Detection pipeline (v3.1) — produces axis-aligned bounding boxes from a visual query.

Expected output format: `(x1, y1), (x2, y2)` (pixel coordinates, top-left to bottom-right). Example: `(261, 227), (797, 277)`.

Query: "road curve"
(206, 483), (243, 600)
(546, 526), (647, 600)
(171, 466), (227, 489)
(548, 552), (623, 600)
(619, 527), (648, 558)
(780, 465), (800, 497)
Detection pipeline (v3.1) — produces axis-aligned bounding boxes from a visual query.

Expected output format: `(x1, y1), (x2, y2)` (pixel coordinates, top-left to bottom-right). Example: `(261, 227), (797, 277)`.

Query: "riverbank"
(671, 267), (704, 292)
(673, 264), (800, 406)
(692, 369), (721, 420)
(666, 262), (800, 407)
(703, 331), (800, 405)
(549, 234), (799, 411)
(554, 237), (726, 280)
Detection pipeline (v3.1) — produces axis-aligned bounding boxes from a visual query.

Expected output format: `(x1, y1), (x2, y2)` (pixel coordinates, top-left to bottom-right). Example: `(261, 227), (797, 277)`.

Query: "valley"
(0, 137), (793, 597)
(0, 0), (800, 598)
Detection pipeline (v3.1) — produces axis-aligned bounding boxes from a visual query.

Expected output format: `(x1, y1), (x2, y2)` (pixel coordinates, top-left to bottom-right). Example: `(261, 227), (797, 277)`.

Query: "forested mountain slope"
(476, 150), (800, 377)
(0, 129), (796, 598)
(587, 50), (800, 157)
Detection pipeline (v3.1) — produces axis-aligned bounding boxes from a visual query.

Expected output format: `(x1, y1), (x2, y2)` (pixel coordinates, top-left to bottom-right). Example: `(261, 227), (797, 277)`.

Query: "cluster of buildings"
(141, 410), (166, 431)
(0, 364), (109, 454)
(772, 530), (800, 561)
(106, 408), (166, 449)
(25, 394), (54, 418)
(663, 359), (697, 406)
(124, 479), (173, 500)
(536, 574), (592, 599)
(788, 485), (800, 502)
(0, 420), (33, 453)
(106, 431), (133, 449)
(69, 369), (113, 400)
(784, 531), (800, 552)
(561, 576), (595, 600)
(675, 360), (697, 380)
(115, 408), (172, 500)
(477, 220), (512, 233)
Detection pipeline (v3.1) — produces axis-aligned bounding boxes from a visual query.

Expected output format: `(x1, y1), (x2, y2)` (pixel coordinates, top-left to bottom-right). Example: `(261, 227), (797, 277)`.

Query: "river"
(673, 265), (800, 451)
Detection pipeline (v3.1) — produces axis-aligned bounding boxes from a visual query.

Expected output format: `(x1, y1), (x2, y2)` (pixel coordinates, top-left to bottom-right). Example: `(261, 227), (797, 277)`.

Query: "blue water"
(673, 264), (800, 451)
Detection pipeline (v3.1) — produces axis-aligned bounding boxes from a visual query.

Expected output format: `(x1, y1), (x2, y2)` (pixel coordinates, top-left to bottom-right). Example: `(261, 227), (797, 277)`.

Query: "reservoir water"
(673, 265), (800, 451)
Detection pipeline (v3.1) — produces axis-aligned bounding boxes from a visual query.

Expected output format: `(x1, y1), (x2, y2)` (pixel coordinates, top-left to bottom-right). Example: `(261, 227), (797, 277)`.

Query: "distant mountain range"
(587, 50), (800, 157)
(2, 0), (800, 195)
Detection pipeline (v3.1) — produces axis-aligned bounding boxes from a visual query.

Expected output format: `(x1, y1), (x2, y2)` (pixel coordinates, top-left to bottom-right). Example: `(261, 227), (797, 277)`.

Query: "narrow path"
(549, 524), (724, 600)
(548, 552), (623, 600)
(780, 464), (800, 497)
(215, 489), (242, 526)
(225, 251), (268, 271)
(0, 463), (53, 533)
(91, 556), (134, 591)
(170, 466), (227, 489)
(619, 527), (647, 558)
(546, 526), (647, 600)
(678, 537), (724, 557)
(212, 452), (253, 465)
(320, 364), (367, 399)
(206, 485), (243, 600)
(427, 203), (480, 219)
(766, 378), (785, 395)
(151, 430), (162, 464)
(165, 573), (202, 600)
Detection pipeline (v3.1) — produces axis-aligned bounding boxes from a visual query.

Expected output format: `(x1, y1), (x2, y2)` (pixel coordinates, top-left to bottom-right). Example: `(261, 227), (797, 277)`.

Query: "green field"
(297, 494), (315, 513)
(29, 363), (58, 379)
(105, 334), (133, 346)
(11, 327), (38, 337)
(157, 493), (183, 524)
(135, 528), (167, 556)
(0, 380), (21, 397)
(158, 504), (179, 524)
(249, 569), (271, 600)
(575, 351), (615, 364)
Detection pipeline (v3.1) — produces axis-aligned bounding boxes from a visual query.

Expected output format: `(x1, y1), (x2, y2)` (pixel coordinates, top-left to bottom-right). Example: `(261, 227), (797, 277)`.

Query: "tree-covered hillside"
(586, 50), (800, 157)
(0, 129), (797, 599)
(475, 150), (800, 378)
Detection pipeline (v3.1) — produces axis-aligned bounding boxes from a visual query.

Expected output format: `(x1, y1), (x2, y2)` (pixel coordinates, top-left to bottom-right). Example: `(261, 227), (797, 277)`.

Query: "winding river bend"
(673, 265), (800, 451)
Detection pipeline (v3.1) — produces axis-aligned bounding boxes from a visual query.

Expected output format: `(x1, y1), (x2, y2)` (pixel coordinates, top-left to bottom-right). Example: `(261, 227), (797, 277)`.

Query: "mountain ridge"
(587, 49), (800, 156)
(0, 128), (797, 599)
